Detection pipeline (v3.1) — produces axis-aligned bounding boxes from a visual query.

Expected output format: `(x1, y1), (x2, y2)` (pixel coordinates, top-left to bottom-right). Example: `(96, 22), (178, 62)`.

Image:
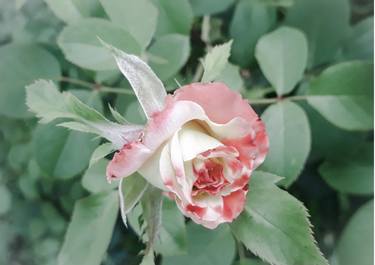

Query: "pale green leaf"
(255, 26), (308, 95)
(101, 41), (167, 118)
(89, 142), (114, 167)
(26, 80), (143, 148)
(148, 34), (191, 81)
(163, 223), (235, 265)
(229, 0), (276, 67)
(319, 143), (373, 195)
(332, 200), (373, 265)
(57, 18), (141, 71)
(201, 40), (232, 83)
(99, 0), (158, 49)
(216, 63), (244, 91)
(284, 0), (350, 67)
(306, 61), (373, 131)
(82, 159), (118, 193)
(152, 0), (193, 37)
(119, 173), (148, 225)
(44, 0), (82, 24)
(260, 101), (311, 187)
(57, 191), (119, 265)
(230, 171), (328, 265)
(0, 44), (60, 118)
(108, 104), (127, 124)
(189, 0), (234, 16)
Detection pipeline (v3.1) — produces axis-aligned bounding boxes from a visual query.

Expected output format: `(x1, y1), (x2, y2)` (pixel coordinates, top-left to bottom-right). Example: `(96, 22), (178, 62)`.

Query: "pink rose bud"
(107, 82), (268, 229)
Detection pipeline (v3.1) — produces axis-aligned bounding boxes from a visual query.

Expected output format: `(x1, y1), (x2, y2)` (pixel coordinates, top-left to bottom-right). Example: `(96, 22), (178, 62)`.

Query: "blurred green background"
(0, 0), (373, 265)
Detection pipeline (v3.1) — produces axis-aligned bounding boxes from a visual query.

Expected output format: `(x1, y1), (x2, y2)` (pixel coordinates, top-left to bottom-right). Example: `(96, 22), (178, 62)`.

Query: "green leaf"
(332, 200), (373, 265)
(99, 0), (158, 49)
(26, 80), (143, 148)
(32, 90), (102, 179)
(201, 40), (232, 83)
(148, 34), (190, 81)
(260, 101), (311, 187)
(33, 121), (99, 179)
(57, 191), (119, 265)
(155, 198), (187, 256)
(216, 63), (244, 91)
(153, 0), (194, 37)
(0, 43), (60, 118)
(284, 0), (350, 67)
(189, 0), (234, 16)
(44, 0), (82, 24)
(89, 142), (114, 167)
(57, 18), (141, 71)
(119, 173), (148, 225)
(163, 223), (235, 265)
(255, 26), (308, 95)
(306, 61), (373, 131)
(229, 0), (276, 67)
(302, 103), (365, 161)
(0, 185), (11, 215)
(319, 142), (373, 195)
(82, 159), (118, 193)
(341, 17), (373, 61)
(230, 171), (328, 265)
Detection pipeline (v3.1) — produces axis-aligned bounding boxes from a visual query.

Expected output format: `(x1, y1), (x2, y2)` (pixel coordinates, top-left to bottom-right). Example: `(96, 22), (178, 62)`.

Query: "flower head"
(106, 49), (268, 229)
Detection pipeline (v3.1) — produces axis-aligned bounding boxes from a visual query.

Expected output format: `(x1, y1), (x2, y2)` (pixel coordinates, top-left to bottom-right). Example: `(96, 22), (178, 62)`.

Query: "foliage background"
(0, 0), (373, 265)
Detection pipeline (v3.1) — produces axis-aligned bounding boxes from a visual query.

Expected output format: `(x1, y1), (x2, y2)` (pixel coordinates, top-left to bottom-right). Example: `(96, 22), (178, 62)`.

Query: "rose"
(107, 82), (268, 229)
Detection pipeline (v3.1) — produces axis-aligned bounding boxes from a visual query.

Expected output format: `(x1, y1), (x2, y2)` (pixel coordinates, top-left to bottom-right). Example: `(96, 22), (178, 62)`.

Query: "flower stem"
(248, 95), (310, 105)
(58, 76), (135, 95)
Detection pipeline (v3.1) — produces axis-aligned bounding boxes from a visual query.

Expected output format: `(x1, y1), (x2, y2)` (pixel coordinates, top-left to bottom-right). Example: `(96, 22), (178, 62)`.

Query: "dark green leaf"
(341, 17), (373, 61)
(57, 191), (119, 265)
(332, 200), (373, 265)
(229, 0), (276, 67)
(319, 143), (373, 195)
(230, 171), (328, 265)
(284, 0), (350, 67)
(307, 61), (373, 131)
(153, 0), (193, 37)
(163, 223), (235, 265)
(155, 198), (187, 256)
(260, 101), (311, 187)
(119, 173), (148, 224)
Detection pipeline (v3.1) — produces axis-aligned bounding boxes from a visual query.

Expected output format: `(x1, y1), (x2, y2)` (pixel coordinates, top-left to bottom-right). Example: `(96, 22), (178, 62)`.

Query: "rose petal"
(174, 82), (258, 124)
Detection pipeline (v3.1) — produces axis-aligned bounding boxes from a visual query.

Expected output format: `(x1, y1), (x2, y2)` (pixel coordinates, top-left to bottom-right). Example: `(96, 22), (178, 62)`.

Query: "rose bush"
(107, 82), (268, 228)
